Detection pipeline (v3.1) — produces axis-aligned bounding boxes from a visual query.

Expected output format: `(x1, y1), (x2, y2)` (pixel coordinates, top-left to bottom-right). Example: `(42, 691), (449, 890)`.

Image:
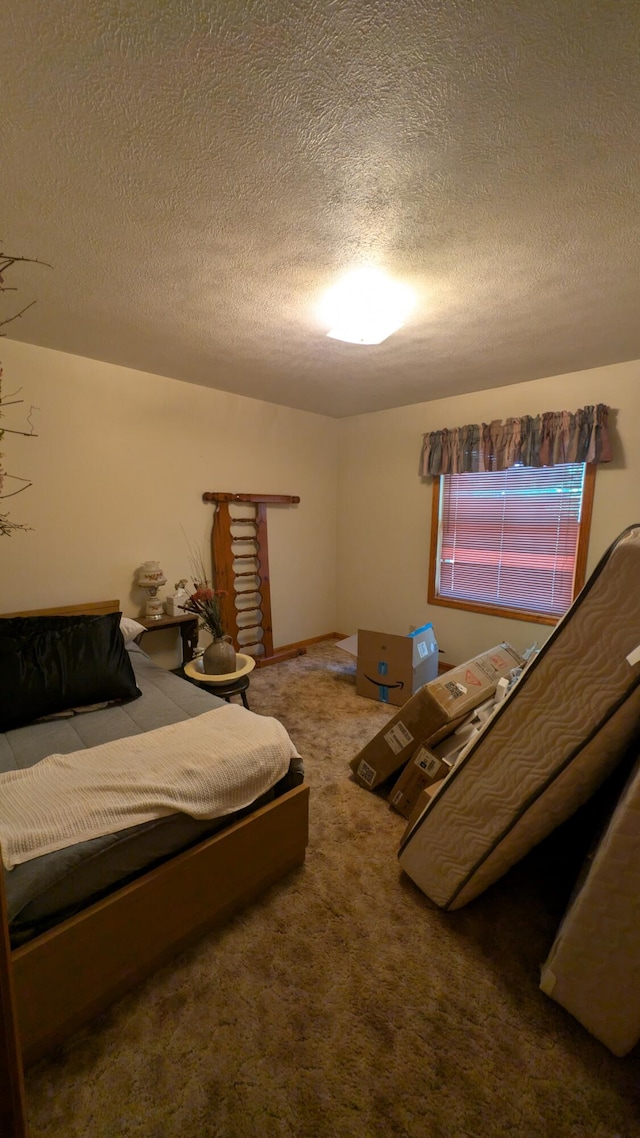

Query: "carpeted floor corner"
(25, 643), (640, 1137)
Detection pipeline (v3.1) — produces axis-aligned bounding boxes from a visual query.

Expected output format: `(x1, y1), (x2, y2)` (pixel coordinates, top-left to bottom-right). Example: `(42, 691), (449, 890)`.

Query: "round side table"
(183, 653), (256, 709)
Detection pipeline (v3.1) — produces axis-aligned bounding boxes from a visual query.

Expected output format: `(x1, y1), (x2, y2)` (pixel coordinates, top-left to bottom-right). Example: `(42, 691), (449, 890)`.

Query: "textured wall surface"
(3, 0), (640, 416)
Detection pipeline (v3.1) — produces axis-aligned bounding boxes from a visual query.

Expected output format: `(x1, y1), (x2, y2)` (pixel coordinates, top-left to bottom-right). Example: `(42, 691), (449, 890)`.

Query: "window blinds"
(437, 464), (586, 617)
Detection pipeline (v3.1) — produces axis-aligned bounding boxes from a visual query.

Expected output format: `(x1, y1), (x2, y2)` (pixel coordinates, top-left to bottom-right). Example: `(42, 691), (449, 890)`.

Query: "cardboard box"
(388, 744), (453, 819)
(398, 651), (550, 841)
(354, 624), (439, 707)
(391, 690), (511, 822)
(402, 779), (446, 839)
(349, 642), (524, 790)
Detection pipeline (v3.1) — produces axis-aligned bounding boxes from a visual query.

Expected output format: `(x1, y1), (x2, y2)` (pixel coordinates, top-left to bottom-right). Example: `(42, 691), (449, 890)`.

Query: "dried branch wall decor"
(0, 250), (48, 536)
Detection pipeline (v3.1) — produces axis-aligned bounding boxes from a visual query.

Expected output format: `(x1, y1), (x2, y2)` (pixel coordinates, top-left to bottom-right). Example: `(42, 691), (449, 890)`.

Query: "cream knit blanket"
(0, 705), (299, 870)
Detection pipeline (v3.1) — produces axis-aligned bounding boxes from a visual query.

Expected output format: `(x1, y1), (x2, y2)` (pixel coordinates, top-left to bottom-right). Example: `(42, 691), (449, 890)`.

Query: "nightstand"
(135, 613), (199, 663)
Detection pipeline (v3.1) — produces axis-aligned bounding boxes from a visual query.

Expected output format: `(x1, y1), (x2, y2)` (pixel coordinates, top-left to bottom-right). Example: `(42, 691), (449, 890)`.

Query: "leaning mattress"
(540, 752), (640, 1056)
(398, 524), (640, 910)
(0, 645), (303, 945)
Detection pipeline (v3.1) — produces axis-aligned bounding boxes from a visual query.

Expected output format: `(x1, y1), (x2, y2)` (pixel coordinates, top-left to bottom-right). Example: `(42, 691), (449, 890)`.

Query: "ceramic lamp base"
(144, 594), (164, 619)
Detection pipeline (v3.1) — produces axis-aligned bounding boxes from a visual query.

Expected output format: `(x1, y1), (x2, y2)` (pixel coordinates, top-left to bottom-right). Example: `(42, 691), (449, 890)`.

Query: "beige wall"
(0, 340), (338, 667)
(3, 340), (639, 672)
(336, 359), (640, 665)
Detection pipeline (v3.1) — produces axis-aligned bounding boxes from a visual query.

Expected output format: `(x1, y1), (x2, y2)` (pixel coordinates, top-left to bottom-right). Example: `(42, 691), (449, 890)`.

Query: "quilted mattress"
(540, 753), (640, 1056)
(398, 524), (640, 910)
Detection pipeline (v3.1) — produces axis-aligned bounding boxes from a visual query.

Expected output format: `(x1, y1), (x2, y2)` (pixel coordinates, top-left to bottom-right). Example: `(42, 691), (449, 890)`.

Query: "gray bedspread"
(1, 645), (302, 944)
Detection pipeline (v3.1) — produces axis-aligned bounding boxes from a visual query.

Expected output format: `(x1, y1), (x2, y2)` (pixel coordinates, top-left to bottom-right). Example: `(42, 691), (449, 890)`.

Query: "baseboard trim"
(265, 633), (454, 675)
(254, 647), (307, 669)
(274, 632), (347, 653)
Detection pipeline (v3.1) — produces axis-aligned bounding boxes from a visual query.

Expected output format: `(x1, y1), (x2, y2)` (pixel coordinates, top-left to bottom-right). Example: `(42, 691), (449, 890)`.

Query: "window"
(428, 463), (596, 625)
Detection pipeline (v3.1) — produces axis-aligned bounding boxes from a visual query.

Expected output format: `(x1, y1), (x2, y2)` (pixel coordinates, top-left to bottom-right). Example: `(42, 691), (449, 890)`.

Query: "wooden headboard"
(0, 600), (120, 619)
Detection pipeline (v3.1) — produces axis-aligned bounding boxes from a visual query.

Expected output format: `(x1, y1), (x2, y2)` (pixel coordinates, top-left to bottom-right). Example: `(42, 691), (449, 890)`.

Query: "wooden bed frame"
(0, 600), (309, 1133)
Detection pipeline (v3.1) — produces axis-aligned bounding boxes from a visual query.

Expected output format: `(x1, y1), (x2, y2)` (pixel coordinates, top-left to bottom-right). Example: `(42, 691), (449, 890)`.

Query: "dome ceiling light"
(317, 266), (415, 345)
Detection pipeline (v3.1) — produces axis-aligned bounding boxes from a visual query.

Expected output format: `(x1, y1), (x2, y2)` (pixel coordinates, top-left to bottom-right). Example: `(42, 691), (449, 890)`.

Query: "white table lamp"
(136, 561), (167, 620)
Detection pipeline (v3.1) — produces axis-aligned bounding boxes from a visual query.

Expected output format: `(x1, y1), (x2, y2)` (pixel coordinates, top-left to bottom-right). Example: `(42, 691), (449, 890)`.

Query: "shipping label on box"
(384, 720), (416, 755)
(424, 644), (523, 718)
(355, 624), (439, 707)
(350, 642), (524, 790)
(388, 744), (453, 819)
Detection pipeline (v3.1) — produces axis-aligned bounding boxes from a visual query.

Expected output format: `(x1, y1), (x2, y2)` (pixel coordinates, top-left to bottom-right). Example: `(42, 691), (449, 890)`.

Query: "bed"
(398, 524), (640, 911)
(0, 600), (309, 1072)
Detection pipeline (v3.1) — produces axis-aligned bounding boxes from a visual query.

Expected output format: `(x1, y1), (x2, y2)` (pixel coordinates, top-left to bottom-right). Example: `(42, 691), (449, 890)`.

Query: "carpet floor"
(25, 642), (640, 1137)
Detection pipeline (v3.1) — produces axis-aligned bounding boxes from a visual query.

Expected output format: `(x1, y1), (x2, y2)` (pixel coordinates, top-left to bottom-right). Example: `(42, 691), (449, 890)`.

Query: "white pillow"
(120, 616), (146, 644)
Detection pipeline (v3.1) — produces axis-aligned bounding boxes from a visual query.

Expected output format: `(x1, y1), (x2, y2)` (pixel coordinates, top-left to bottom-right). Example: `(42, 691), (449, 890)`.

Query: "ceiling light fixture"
(318, 266), (415, 345)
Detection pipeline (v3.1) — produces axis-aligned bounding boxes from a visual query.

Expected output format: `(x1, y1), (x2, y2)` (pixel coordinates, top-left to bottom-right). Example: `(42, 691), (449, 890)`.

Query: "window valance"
(419, 404), (611, 476)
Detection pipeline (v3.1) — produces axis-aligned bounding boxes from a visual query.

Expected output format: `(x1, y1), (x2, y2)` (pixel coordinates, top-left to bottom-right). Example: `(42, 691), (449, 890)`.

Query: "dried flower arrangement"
(0, 249), (47, 536)
(178, 544), (228, 640)
(180, 585), (228, 640)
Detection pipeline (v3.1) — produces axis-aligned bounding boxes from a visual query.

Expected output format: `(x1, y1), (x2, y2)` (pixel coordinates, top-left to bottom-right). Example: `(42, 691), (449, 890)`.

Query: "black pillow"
(0, 611), (141, 732)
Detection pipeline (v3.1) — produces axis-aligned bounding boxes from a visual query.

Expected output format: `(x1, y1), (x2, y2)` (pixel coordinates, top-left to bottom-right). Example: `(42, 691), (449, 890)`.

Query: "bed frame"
(0, 600), (309, 1132)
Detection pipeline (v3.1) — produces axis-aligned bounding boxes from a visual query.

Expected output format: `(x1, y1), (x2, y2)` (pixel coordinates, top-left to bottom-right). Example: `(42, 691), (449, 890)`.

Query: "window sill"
(427, 592), (561, 626)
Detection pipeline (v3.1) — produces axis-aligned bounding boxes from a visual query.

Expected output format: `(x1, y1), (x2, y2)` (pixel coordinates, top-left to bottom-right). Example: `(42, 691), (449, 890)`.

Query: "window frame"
(427, 462), (597, 626)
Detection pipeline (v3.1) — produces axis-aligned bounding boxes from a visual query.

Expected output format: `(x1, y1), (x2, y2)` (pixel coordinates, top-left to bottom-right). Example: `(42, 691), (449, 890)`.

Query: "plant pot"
(202, 635), (236, 675)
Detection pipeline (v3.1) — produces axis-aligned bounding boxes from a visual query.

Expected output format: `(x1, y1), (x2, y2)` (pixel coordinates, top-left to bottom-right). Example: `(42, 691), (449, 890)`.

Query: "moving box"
(350, 643), (524, 790)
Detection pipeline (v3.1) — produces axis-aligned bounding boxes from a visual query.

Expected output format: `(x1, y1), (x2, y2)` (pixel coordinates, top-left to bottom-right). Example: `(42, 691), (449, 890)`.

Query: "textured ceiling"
(2, 0), (640, 417)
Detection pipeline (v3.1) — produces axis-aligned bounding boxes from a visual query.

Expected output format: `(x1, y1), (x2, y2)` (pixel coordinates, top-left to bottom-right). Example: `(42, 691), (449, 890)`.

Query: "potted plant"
(180, 570), (235, 675)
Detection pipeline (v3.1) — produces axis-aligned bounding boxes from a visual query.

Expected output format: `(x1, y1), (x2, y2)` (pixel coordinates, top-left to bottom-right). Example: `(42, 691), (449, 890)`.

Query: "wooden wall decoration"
(202, 492), (304, 667)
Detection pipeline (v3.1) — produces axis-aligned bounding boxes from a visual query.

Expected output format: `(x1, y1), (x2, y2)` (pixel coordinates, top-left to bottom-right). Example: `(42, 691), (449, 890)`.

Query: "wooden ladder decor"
(202, 492), (305, 667)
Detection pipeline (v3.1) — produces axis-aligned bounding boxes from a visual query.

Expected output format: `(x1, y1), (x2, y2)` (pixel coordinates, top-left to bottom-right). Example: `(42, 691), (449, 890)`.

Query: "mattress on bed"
(1, 645), (303, 945)
(398, 524), (640, 911)
(539, 752), (640, 1057)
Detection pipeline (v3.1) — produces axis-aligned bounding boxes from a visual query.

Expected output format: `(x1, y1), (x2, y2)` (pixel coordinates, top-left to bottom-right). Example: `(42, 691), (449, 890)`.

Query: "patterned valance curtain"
(419, 404), (611, 476)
